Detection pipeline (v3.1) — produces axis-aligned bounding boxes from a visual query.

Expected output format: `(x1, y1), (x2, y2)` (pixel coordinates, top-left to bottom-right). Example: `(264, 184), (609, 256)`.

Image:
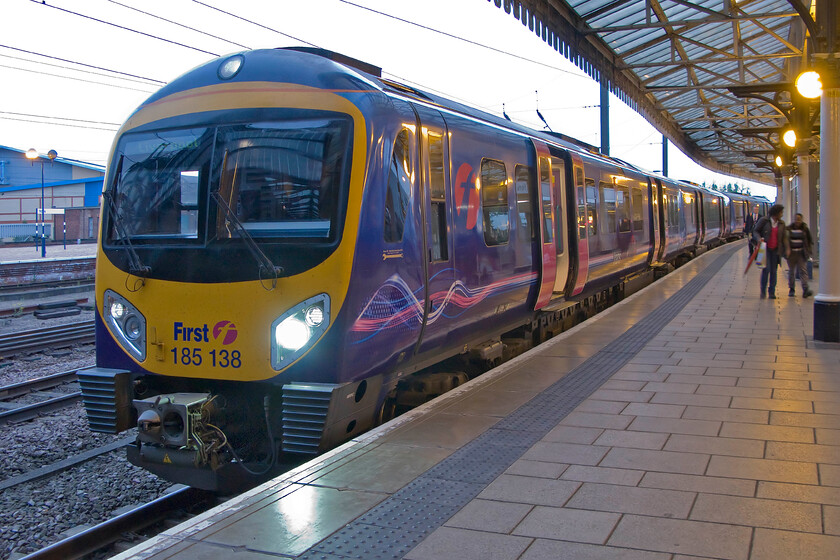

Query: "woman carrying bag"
(752, 204), (790, 299)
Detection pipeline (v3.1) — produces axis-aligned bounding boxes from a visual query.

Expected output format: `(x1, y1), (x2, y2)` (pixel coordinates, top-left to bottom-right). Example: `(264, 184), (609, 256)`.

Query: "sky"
(2, 0), (777, 199)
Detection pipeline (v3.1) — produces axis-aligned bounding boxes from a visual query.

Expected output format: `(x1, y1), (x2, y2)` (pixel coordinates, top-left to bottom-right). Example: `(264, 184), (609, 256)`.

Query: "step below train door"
(532, 139), (556, 310)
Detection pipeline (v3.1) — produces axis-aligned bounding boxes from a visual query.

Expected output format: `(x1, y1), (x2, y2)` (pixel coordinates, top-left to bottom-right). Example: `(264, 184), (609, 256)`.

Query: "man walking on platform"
(787, 212), (814, 298)
(752, 204), (789, 299)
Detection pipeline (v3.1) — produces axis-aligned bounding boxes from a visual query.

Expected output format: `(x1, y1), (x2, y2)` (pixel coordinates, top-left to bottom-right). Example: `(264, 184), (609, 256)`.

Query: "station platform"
(0, 242), (97, 263)
(113, 240), (839, 560)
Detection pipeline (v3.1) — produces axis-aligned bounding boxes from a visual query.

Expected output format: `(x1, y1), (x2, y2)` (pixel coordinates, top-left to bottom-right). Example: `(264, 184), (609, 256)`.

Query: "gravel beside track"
(0, 308), (174, 560)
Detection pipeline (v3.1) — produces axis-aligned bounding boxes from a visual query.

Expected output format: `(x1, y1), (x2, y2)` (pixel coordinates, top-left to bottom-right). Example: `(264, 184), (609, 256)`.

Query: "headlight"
(271, 294), (330, 370)
(304, 306), (324, 327)
(110, 302), (125, 319)
(103, 290), (146, 361)
(275, 317), (310, 351)
(124, 316), (143, 340)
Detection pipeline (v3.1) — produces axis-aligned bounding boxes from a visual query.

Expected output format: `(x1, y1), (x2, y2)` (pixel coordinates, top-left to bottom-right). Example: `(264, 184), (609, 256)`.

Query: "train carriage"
(78, 47), (769, 490)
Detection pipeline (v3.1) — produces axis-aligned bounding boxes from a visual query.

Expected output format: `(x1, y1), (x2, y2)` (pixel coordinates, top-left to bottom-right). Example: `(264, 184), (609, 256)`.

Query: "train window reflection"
(632, 189), (644, 231)
(107, 128), (213, 241)
(585, 179), (597, 237)
(539, 157), (553, 244)
(514, 165), (534, 241)
(384, 128), (412, 243)
(216, 118), (350, 240)
(601, 182), (615, 234)
(481, 158), (509, 246)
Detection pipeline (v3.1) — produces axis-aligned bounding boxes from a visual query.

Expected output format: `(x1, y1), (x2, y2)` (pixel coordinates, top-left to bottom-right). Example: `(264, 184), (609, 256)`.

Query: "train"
(78, 47), (771, 491)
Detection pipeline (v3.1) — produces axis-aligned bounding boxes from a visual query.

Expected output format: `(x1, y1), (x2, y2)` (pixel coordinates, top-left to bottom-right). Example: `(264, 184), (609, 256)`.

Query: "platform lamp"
(25, 148), (58, 258)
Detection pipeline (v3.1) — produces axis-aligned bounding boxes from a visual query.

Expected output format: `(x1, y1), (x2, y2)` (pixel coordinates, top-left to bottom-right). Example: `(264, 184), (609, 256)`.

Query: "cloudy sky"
(2, 0), (777, 198)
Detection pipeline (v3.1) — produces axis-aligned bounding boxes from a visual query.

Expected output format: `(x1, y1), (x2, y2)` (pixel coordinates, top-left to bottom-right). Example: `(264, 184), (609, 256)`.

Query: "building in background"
(0, 145), (104, 243)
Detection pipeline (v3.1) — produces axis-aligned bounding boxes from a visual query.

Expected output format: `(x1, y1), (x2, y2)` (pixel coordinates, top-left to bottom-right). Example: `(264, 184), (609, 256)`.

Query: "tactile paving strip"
(302, 247), (736, 559)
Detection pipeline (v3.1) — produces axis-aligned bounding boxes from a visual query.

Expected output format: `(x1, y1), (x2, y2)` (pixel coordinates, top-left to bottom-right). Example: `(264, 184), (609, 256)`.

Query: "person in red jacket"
(752, 204), (790, 299)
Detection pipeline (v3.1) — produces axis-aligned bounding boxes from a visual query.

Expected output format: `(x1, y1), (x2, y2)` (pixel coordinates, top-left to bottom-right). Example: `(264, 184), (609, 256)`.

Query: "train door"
(654, 179), (666, 261)
(551, 156), (569, 295)
(532, 139), (556, 310)
(413, 106), (455, 355)
(648, 178), (662, 263)
(571, 154), (588, 296)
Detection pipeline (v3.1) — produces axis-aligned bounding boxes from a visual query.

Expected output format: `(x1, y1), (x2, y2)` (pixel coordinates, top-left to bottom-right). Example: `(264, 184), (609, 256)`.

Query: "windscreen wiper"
(212, 190), (284, 290)
(105, 156), (152, 280)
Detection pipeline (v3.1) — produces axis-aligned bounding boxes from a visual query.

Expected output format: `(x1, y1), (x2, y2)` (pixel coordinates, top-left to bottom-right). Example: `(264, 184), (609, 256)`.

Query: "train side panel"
(575, 154), (653, 294)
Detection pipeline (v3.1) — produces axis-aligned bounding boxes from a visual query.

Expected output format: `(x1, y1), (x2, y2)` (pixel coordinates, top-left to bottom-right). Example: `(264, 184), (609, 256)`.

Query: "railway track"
(0, 435), (135, 492)
(0, 369), (87, 426)
(19, 486), (218, 560)
(0, 320), (96, 358)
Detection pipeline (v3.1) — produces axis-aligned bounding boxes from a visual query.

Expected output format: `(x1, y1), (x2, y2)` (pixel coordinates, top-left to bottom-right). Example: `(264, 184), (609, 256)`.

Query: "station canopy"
(489, 0), (813, 185)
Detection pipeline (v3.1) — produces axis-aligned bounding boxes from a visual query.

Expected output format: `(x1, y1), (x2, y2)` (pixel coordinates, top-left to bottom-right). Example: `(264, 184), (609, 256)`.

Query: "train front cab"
(77, 49), (393, 491)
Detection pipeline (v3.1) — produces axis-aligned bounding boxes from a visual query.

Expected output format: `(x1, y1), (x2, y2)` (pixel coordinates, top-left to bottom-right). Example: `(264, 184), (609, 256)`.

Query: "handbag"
(755, 241), (767, 268)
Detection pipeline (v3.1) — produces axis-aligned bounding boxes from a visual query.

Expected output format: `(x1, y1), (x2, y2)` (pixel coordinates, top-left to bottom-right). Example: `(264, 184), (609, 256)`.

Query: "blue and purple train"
(78, 48), (770, 490)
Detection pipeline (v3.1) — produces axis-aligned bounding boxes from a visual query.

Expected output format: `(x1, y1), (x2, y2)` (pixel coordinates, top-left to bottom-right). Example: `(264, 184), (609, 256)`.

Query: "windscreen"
(106, 115), (351, 245)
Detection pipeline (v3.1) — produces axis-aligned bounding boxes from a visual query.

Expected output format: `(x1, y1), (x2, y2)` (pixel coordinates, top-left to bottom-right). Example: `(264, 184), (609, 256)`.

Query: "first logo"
(213, 321), (238, 345)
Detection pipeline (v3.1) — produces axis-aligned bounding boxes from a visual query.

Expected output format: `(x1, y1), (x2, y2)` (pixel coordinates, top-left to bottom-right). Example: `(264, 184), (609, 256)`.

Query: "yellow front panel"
(96, 82), (367, 381)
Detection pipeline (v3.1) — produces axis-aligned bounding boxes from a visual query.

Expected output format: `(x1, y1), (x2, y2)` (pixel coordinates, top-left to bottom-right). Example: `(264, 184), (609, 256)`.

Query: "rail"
(0, 320), (96, 358)
(18, 486), (217, 560)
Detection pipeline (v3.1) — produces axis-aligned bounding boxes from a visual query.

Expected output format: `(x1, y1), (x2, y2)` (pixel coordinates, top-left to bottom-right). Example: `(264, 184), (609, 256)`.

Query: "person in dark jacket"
(752, 204), (789, 299)
(744, 206), (760, 256)
(787, 213), (814, 298)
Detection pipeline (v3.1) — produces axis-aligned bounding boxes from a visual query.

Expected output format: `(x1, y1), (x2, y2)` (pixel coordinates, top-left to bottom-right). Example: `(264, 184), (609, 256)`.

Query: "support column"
(780, 175), (792, 222)
(662, 135), (668, 177)
(797, 149), (818, 236)
(600, 77), (610, 156)
(814, 85), (840, 342)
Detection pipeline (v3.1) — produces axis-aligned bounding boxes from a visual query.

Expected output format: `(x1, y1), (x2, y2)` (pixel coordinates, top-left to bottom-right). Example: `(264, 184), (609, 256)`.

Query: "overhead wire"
(0, 115), (120, 132)
(0, 52), (162, 87)
(0, 44), (165, 84)
(0, 63), (157, 93)
(0, 110), (121, 127)
(337, 0), (588, 79)
(104, 0), (251, 50)
(29, 0), (220, 57)
(190, 0), (321, 48)
(11, 0), (597, 156)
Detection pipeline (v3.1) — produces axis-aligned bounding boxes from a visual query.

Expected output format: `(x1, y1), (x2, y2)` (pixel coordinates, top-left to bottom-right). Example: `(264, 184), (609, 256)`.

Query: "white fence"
(0, 223), (53, 241)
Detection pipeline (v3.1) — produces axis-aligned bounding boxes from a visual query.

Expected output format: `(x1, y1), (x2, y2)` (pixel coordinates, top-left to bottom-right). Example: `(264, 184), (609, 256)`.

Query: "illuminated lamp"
(783, 129), (797, 148)
(796, 71), (822, 99)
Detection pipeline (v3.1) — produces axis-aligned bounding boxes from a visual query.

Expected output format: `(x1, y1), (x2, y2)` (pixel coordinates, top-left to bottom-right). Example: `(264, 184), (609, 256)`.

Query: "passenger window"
(600, 181), (615, 234)
(552, 159), (566, 255)
(428, 132), (448, 261)
(576, 168), (586, 239)
(384, 129), (412, 243)
(585, 178), (597, 237)
(514, 165), (534, 240)
(617, 186), (631, 233)
(480, 158), (509, 246)
(539, 157), (553, 244)
(632, 188), (644, 231)
(670, 194), (679, 227)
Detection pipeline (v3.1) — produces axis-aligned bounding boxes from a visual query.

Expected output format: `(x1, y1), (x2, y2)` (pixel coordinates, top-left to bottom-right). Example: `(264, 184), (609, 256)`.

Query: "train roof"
(135, 46), (771, 205)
